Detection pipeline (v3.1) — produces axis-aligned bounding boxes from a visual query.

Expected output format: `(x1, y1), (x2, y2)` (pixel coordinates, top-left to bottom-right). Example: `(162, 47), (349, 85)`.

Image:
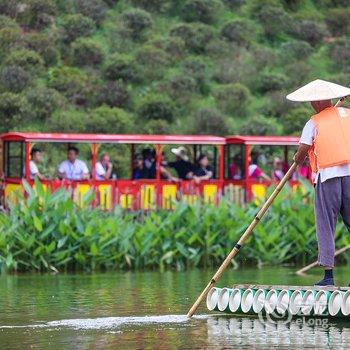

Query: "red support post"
(25, 142), (31, 182)
(244, 144), (250, 202)
(218, 144), (225, 203)
(156, 144), (162, 208)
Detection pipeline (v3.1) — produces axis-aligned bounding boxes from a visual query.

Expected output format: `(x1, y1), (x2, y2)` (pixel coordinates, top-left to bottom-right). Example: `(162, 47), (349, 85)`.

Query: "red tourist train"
(0, 132), (309, 210)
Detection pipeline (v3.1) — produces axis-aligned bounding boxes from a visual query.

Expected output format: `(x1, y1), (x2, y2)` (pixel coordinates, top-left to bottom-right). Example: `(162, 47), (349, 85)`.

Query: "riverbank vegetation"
(1, 180), (349, 273)
(1, 0), (350, 137)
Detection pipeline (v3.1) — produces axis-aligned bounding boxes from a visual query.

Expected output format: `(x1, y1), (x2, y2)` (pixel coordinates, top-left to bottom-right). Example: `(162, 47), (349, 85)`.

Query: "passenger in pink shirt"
(248, 153), (271, 181)
(272, 157), (284, 181)
(229, 154), (243, 180)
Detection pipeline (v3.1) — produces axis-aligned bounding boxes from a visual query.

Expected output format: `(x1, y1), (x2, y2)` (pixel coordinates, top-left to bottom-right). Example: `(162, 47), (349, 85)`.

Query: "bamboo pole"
(296, 245), (350, 275)
(187, 162), (298, 318)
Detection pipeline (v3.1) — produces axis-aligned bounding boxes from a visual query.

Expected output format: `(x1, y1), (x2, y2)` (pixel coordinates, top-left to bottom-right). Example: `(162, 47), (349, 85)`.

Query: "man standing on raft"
(289, 79), (350, 286)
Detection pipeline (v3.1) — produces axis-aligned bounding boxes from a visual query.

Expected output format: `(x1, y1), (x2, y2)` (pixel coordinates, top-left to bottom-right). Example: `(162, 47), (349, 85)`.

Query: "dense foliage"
(0, 0), (349, 136)
(1, 179), (349, 273)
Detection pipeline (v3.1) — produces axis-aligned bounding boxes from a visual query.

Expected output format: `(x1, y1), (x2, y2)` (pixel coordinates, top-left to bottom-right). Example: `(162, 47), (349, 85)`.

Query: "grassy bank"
(0, 180), (349, 273)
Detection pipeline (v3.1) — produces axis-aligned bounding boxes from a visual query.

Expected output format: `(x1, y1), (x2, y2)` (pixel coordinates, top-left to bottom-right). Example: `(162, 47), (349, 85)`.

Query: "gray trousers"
(315, 176), (350, 267)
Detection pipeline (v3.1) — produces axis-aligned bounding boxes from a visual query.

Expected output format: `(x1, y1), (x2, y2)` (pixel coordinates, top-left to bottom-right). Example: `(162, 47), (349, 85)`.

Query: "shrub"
(281, 0), (303, 10)
(0, 27), (21, 54)
(288, 20), (328, 46)
(70, 38), (104, 66)
(131, 0), (170, 12)
(279, 40), (313, 62)
(121, 8), (153, 40)
(0, 66), (30, 93)
(86, 105), (133, 133)
(221, 19), (255, 46)
(257, 71), (289, 93)
(138, 94), (175, 121)
(224, 0), (245, 8)
(330, 38), (350, 71)
(73, 0), (108, 25)
(48, 66), (91, 105)
(193, 107), (228, 135)
(20, 0), (57, 30)
(252, 4), (288, 39)
(181, 0), (221, 24)
(284, 62), (311, 88)
(0, 15), (19, 29)
(261, 91), (293, 118)
(135, 45), (169, 79)
(317, 0), (349, 8)
(4, 49), (44, 73)
(142, 119), (172, 134)
(213, 51), (257, 86)
(0, 0), (18, 18)
(102, 0), (118, 7)
(205, 38), (235, 58)
(150, 37), (186, 60)
(214, 83), (251, 116)
(97, 81), (130, 108)
(251, 46), (277, 71)
(182, 57), (209, 94)
(326, 8), (350, 36)
(26, 87), (66, 121)
(48, 108), (87, 132)
(0, 92), (30, 130)
(170, 23), (214, 53)
(23, 32), (58, 66)
(239, 115), (281, 135)
(104, 54), (139, 82)
(282, 106), (311, 135)
(165, 75), (198, 101)
(61, 14), (95, 42)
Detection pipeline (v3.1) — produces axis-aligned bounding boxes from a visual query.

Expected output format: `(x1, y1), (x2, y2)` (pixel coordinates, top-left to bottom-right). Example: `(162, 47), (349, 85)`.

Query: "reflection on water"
(0, 267), (348, 349)
(207, 316), (350, 349)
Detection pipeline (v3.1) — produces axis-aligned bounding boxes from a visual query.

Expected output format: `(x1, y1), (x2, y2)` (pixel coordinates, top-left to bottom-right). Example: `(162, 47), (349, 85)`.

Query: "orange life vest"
(308, 106), (350, 173)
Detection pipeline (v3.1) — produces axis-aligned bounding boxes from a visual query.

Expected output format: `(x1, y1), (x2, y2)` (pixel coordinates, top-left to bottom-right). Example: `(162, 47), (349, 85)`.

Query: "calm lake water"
(0, 267), (349, 349)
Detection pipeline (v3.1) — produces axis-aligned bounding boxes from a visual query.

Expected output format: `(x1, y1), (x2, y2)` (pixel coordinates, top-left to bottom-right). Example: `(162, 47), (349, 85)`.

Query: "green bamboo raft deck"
(207, 284), (350, 318)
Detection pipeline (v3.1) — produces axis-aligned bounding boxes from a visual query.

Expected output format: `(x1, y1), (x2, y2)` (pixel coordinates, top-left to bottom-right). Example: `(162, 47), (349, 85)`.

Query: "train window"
(4, 141), (24, 178)
(225, 144), (245, 180)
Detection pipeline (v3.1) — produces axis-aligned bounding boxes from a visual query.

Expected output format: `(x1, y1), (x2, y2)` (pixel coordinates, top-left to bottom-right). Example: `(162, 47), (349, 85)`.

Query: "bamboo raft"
(207, 284), (350, 318)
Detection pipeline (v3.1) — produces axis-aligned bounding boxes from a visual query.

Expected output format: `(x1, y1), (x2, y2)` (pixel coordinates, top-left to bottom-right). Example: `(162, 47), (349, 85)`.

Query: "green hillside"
(0, 0), (349, 136)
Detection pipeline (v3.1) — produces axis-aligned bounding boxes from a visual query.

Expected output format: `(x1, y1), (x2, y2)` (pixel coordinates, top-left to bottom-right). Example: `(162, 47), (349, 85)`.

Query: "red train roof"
(0, 132), (300, 145)
(226, 135), (299, 145)
(0, 132), (225, 145)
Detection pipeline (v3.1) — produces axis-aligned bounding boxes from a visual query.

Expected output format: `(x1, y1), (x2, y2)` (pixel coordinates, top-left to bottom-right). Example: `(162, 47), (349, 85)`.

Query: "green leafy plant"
(2, 179), (346, 274)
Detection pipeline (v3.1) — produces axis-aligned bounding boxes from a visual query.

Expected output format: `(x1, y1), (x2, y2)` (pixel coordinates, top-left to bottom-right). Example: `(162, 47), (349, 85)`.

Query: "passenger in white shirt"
(95, 153), (113, 180)
(58, 146), (89, 180)
(29, 148), (45, 180)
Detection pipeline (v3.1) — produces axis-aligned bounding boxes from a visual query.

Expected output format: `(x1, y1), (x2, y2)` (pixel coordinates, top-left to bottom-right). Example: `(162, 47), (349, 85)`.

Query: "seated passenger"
(58, 146), (89, 180)
(142, 148), (156, 179)
(229, 154), (243, 180)
(95, 153), (113, 180)
(168, 146), (194, 180)
(194, 154), (213, 184)
(249, 153), (271, 181)
(272, 157), (284, 181)
(29, 147), (45, 180)
(132, 156), (149, 179)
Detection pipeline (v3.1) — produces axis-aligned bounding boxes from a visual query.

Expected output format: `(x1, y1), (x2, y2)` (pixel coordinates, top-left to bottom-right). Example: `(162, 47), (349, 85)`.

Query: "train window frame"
(4, 141), (25, 178)
(225, 144), (245, 180)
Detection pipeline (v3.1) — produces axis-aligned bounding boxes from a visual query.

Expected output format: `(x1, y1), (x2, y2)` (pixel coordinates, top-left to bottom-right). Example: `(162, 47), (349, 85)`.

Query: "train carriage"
(0, 132), (307, 210)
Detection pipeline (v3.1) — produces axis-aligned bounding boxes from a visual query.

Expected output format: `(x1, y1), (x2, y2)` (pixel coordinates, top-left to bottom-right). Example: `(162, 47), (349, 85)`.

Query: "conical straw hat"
(286, 79), (350, 102)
